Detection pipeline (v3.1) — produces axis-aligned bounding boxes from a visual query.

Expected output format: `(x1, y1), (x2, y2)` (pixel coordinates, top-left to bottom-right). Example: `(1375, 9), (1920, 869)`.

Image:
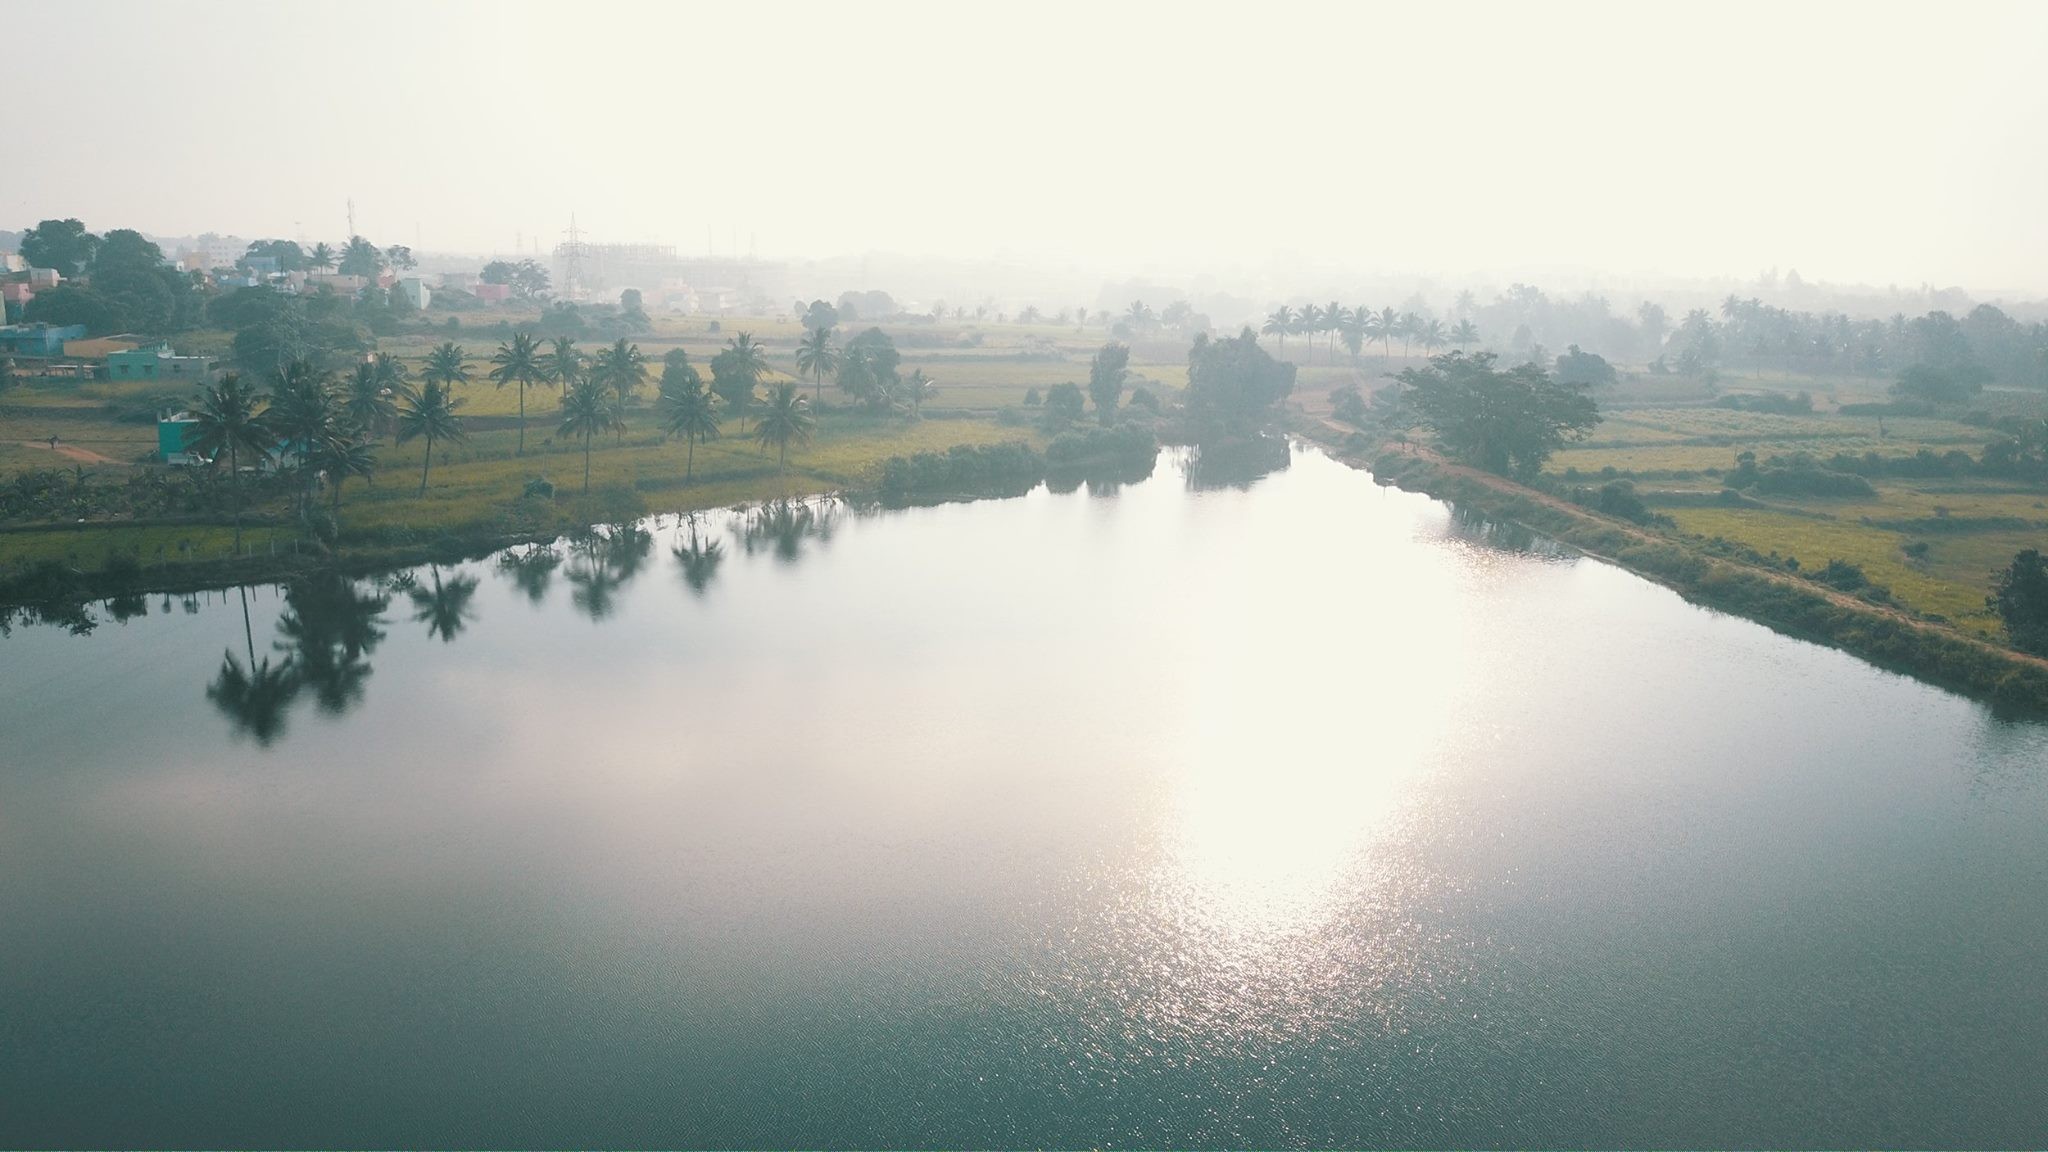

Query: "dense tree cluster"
(1184, 328), (1296, 437)
(1396, 352), (1601, 479)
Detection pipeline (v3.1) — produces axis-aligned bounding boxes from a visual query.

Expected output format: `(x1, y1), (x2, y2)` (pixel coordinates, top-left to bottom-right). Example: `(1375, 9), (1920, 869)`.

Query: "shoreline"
(1297, 420), (2048, 716)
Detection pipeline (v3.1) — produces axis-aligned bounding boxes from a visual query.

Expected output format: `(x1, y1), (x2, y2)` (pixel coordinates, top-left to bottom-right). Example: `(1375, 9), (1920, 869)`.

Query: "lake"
(3, 443), (2045, 1147)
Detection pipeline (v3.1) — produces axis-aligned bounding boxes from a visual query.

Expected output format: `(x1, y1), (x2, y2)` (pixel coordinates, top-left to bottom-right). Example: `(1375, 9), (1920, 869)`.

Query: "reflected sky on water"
(3, 445), (2046, 1148)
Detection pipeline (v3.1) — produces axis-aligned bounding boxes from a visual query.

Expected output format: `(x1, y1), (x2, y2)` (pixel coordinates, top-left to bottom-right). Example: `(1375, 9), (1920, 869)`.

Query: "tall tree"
(540, 335), (580, 399)
(1262, 305), (1294, 350)
(315, 435), (378, 516)
(794, 326), (839, 404)
(557, 375), (619, 493)
(345, 361), (399, 440)
(753, 382), (816, 473)
(395, 378), (466, 495)
(592, 337), (649, 406)
(185, 373), (272, 552)
(724, 332), (770, 392)
(657, 372), (722, 482)
(1087, 342), (1130, 424)
(1398, 312), (1423, 359)
(423, 341), (471, 393)
(1184, 329), (1296, 437)
(1395, 352), (1601, 479)
(899, 368), (937, 417)
(264, 358), (345, 518)
(1294, 304), (1322, 354)
(1374, 306), (1401, 365)
(1989, 549), (2048, 655)
(487, 332), (546, 455)
(337, 235), (383, 277)
(1418, 318), (1449, 356)
(19, 218), (99, 276)
(1450, 319), (1480, 352)
(307, 242), (337, 272)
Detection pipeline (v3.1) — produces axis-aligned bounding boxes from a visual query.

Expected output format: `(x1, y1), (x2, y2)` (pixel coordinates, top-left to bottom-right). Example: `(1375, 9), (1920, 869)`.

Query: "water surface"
(3, 445), (2045, 1147)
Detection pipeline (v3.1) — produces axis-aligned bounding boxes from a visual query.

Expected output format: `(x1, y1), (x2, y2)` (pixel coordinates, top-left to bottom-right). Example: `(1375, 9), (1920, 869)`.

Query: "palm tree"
(1375, 306), (1400, 365)
(1338, 308), (1368, 360)
(1294, 304), (1322, 354)
(725, 332), (770, 390)
(487, 332), (546, 456)
(423, 341), (470, 392)
(307, 242), (336, 273)
(1125, 300), (1155, 332)
(557, 375), (620, 494)
(345, 361), (398, 440)
(657, 375), (721, 482)
(395, 378), (465, 495)
(1418, 318), (1449, 357)
(1397, 312), (1422, 359)
(372, 350), (409, 391)
(1262, 305), (1294, 349)
(1324, 301), (1346, 358)
(540, 336), (581, 399)
(316, 435), (377, 515)
(185, 372), (271, 552)
(794, 326), (838, 404)
(899, 368), (936, 417)
(264, 358), (344, 518)
(592, 337), (648, 406)
(753, 382), (816, 474)
(338, 235), (383, 277)
(1451, 319), (1480, 352)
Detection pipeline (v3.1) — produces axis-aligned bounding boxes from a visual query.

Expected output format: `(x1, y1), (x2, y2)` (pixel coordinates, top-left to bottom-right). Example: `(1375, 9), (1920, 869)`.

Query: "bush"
(1045, 423), (1156, 468)
(878, 441), (1043, 498)
(522, 476), (556, 500)
(1814, 558), (1869, 591)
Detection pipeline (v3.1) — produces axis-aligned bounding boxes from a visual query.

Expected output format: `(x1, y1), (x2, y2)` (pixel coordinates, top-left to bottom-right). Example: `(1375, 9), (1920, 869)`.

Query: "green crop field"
(1531, 387), (2048, 634)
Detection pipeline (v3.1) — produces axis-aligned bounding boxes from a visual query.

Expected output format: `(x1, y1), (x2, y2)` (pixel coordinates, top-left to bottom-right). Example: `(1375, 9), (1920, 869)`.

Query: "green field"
(1540, 395), (2048, 638)
(0, 310), (1210, 582)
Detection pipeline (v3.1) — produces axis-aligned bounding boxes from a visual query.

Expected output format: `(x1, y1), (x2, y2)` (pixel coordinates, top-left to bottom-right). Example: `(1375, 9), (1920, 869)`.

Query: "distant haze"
(11, 0), (2048, 294)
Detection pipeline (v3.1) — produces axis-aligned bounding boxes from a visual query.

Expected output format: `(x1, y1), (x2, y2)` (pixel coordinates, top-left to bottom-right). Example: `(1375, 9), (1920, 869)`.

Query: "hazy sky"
(11, 0), (2048, 292)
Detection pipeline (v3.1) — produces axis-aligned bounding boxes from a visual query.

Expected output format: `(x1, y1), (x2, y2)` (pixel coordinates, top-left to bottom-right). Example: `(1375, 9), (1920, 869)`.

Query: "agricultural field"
(0, 310), (1213, 582)
(1538, 390), (2048, 637)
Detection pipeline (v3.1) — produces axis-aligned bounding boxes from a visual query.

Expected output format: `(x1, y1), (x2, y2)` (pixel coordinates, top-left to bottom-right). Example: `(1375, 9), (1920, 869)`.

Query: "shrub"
(1814, 558), (1869, 591)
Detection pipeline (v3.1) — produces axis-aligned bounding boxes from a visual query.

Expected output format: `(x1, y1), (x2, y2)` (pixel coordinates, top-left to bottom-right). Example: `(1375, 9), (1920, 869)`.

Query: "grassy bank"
(1302, 421), (2048, 714)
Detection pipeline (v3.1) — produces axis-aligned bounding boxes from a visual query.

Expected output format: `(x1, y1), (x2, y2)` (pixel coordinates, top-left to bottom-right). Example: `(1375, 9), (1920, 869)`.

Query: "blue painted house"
(0, 323), (87, 356)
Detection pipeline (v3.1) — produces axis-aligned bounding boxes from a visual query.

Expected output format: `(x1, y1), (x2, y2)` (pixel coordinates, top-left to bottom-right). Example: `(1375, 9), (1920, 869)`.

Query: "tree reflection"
(206, 649), (301, 746)
(565, 524), (654, 622)
(1181, 435), (1292, 492)
(673, 518), (726, 596)
(408, 568), (481, 642)
(276, 572), (390, 714)
(738, 497), (838, 565)
(497, 544), (564, 604)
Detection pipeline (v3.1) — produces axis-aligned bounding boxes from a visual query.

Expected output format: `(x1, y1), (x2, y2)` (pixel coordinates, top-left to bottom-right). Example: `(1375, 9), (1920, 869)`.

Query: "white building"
(183, 233), (247, 271)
